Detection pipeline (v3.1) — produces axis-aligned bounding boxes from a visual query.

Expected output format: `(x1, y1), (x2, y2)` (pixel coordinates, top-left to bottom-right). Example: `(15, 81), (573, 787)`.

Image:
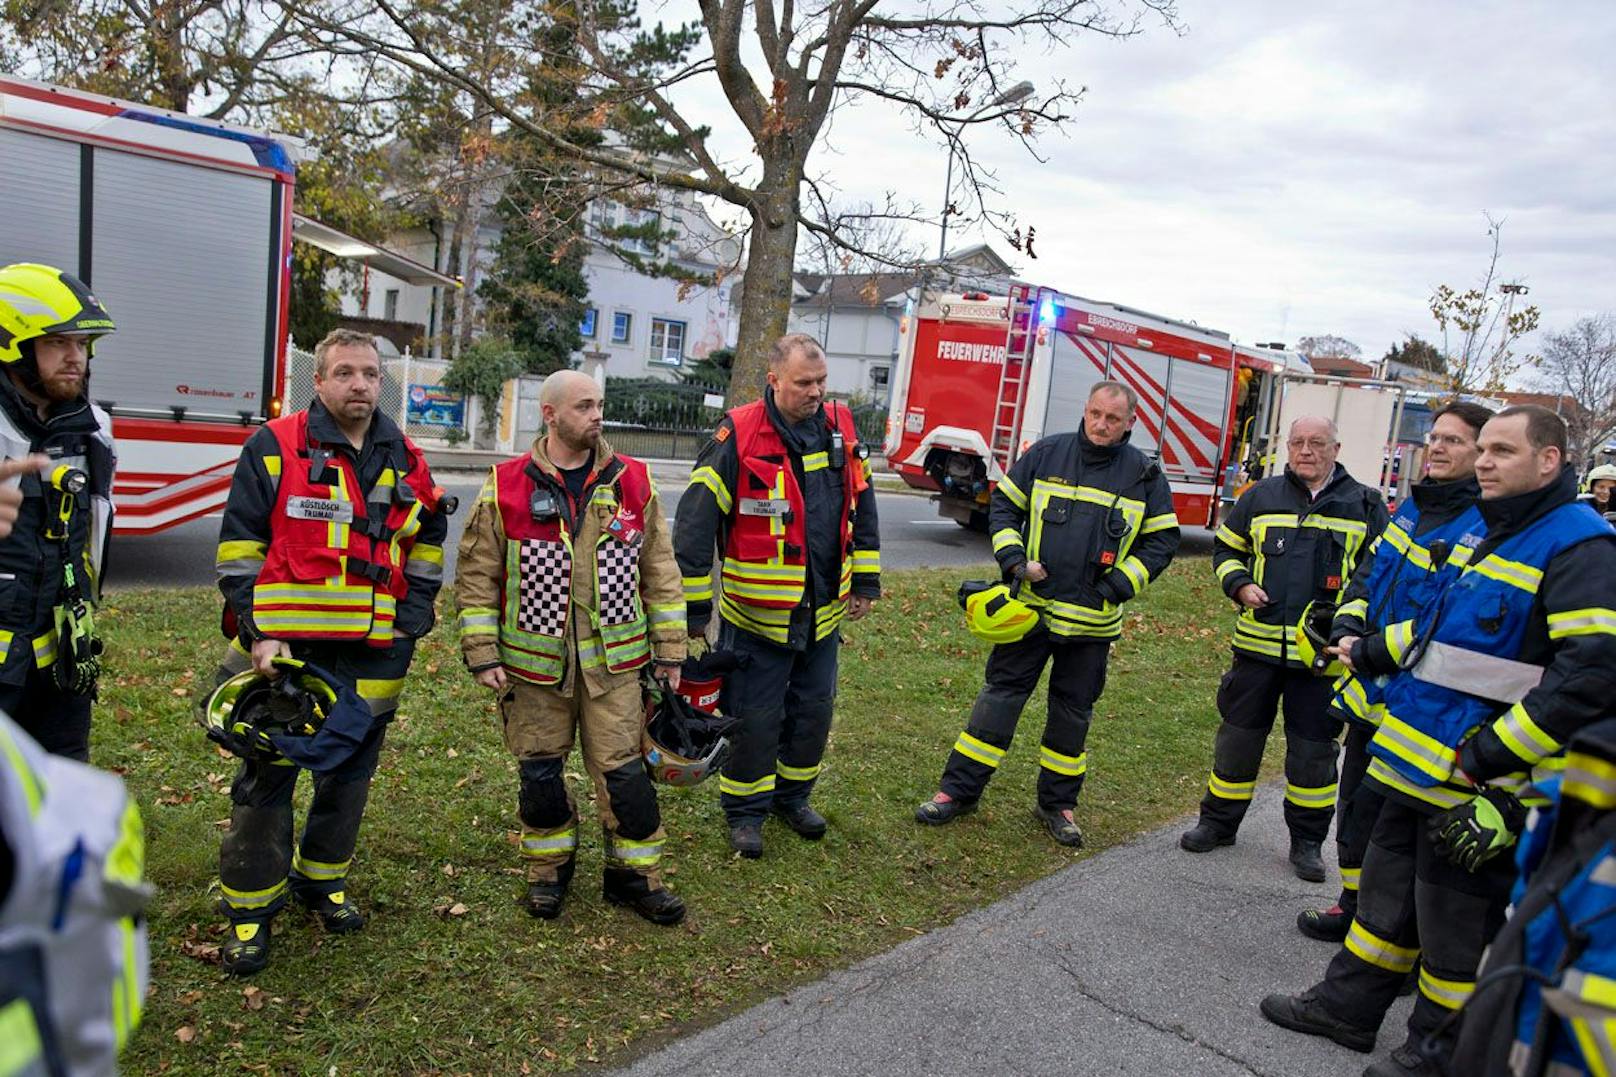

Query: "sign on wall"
(406, 384), (466, 427)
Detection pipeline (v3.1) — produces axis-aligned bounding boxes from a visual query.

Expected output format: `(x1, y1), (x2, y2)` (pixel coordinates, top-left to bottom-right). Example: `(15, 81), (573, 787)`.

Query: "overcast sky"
(663, 0), (1615, 373)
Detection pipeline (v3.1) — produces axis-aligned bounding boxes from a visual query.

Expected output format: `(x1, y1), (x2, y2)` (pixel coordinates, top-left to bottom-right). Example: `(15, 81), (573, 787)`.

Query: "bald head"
(1286, 415), (1340, 487)
(541, 369), (604, 454)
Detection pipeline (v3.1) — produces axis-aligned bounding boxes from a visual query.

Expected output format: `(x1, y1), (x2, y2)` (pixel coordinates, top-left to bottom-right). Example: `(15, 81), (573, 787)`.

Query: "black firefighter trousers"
(1310, 794), (1516, 1060)
(718, 622), (839, 824)
(1330, 721), (1383, 916)
(1196, 654), (1342, 843)
(216, 638), (414, 923)
(938, 627), (1111, 813)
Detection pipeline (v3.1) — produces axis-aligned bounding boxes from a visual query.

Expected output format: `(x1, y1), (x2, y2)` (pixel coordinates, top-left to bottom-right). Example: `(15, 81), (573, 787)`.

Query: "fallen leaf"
(449, 902), (468, 916)
(446, 747), (459, 759)
(242, 986), (266, 1011)
(175, 1026), (197, 1044)
(178, 990), (204, 1005)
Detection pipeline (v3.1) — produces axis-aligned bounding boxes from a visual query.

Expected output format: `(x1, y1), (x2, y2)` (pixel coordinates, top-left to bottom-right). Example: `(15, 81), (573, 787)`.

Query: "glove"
(1428, 788), (1528, 872)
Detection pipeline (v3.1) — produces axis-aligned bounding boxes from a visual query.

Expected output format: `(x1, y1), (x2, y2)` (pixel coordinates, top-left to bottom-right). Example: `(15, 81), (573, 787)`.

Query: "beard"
(40, 370), (85, 403)
(557, 422), (601, 452)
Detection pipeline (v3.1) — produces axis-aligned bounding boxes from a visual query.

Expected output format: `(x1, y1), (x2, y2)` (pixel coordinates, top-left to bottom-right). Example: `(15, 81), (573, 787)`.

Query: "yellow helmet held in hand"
(1296, 600), (1343, 677)
(958, 579), (1041, 645)
(0, 263), (116, 363)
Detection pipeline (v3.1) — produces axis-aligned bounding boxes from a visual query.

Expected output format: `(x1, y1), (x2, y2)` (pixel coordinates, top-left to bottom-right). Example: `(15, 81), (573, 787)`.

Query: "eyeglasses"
(1287, 438), (1334, 452)
(1426, 433), (1470, 448)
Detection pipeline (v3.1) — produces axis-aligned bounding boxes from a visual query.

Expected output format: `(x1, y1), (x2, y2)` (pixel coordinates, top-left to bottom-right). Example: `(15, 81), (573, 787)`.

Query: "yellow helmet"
(1295, 600), (1343, 677)
(958, 579), (1041, 645)
(0, 263), (116, 364)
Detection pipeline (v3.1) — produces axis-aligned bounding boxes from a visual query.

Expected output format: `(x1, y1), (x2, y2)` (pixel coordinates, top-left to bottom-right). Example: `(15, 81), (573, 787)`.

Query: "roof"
(793, 271), (916, 308)
(292, 215), (462, 287)
(1306, 355), (1375, 378)
(1493, 390), (1584, 415)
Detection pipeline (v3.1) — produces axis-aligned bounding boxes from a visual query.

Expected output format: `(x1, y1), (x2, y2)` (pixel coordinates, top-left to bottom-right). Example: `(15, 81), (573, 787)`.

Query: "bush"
(442, 338), (526, 438)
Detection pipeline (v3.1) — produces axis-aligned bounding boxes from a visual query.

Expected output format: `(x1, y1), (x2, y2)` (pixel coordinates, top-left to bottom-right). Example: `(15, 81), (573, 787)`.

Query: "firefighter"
(673, 333), (880, 859)
(211, 328), (449, 975)
(1181, 415), (1389, 880)
(0, 263), (117, 762)
(1297, 401), (1493, 943)
(455, 370), (688, 924)
(915, 380), (1180, 846)
(1260, 405), (1616, 1077)
(1582, 461), (1616, 518)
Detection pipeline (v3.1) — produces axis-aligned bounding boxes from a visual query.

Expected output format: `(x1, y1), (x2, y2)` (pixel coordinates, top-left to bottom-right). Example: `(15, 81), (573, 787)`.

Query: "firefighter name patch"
(285, 496), (354, 523)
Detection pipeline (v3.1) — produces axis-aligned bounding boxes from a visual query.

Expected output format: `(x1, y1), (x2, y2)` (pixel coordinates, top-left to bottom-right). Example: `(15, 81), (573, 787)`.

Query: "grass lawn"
(103, 562), (1241, 1074)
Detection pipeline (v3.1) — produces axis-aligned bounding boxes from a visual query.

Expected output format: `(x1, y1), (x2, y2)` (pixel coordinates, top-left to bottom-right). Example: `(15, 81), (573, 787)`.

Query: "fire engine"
(885, 284), (1407, 529)
(0, 76), (299, 535)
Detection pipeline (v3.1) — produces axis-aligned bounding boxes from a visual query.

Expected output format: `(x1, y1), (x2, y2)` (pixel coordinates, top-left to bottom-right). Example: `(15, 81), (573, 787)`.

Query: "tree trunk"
(728, 187), (798, 405)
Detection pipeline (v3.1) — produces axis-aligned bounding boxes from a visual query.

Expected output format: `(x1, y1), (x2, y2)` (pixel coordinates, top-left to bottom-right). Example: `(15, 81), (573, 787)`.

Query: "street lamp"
(937, 80), (1036, 262)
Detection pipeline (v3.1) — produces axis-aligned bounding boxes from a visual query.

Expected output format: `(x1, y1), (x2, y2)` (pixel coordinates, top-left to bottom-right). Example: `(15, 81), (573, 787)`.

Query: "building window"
(611, 311), (633, 344)
(383, 288), (399, 321)
(649, 318), (686, 365)
(589, 201), (663, 256)
(581, 307), (598, 338)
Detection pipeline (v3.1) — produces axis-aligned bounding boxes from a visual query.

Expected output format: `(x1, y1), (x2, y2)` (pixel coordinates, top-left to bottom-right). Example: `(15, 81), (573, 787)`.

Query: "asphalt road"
(105, 466), (1213, 590)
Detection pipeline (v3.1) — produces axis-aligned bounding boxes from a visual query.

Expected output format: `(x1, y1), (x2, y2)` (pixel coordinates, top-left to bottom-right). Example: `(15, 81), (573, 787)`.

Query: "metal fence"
(286, 343), (471, 445)
(601, 377), (887, 459)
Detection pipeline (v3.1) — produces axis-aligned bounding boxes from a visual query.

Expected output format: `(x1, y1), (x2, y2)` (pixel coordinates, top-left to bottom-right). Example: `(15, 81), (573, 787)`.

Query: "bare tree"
(1429, 213), (1542, 394)
(1536, 315), (1616, 463)
(1296, 334), (1361, 360)
(279, 0), (1177, 400)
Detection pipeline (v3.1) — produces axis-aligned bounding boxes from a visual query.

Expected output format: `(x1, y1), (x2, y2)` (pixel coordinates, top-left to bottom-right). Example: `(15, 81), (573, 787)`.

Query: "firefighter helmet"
(1587, 464), (1616, 487)
(641, 660), (741, 787)
(202, 657), (341, 763)
(1295, 600), (1344, 677)
(957, 579), (1040, 645)
(0, 263), (116, 364)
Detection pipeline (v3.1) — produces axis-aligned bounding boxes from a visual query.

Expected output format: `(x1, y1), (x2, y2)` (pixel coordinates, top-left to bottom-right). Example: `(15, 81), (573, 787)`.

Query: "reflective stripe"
(1365, 757), (1474, 810)
(1374, 712), (1460, 784)
(459, 608), (500, 635)
(1340, 865), (1361, 892)
(802, 451), (829, 472)
(1556, 969), (1616, 1074)
(606, 836), (664, 867)
(220, 878), (289, 911)
(1345, 920), (1419, 973)
(1548, 607), (1616, 639)
(1140, 512), (1178, 535)
(113, 916), (142, 1051)
(216, 538), (268, 571)
(356, 677), (405, 712)
(1493, 701), (1561, 765)
(777, 761), (821, 782)
(0, 720), (44, 817)
(0, 628), (10, 666)
(1383, 620), (1416, 664)
(1417, 965), (1472, 1009)
(1115, 554), (1149, 595)
(690, 466), (733, 513)
(851, 548), (880, 574)
(1564, 752), (1616, 810)
(1468, 553), (1543, 593)
(291, 850), (351, 882)
(30, 631), (55, 670)
(1214, 525), (1250, 553)
(1214, 559), (1245, 584)
(1208, 773), (1256, 801)
(263, 454), (282, 478)
(720, 774), (776, 798)
(992, 528), (1023, 553)
(1039, 746), (1087, 777)
(521, 827), (579, 857)
(953, 731), (1005, 769)
(1338, 598), (1369, 622)
(648, 603), (685, 627)
(404, 543), (445, 580)
(1412, 640), (1543, 705)
(683, 574), (714, 602)
(998, 475), (1028, 510)
(0, 998), (43, 1075)
(1285, 782), (1338, 810)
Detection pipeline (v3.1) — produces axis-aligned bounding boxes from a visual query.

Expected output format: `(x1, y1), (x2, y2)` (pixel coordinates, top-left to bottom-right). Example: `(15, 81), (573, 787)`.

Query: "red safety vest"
(251, 411), (435, 647)
(490, 452), (657, 685)
(719, 400), (865, 621)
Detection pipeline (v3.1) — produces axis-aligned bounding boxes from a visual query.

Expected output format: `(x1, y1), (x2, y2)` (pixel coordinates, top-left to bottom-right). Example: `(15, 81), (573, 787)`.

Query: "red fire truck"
(0, 76), (299, 535)
(886, 284), (1402, 529)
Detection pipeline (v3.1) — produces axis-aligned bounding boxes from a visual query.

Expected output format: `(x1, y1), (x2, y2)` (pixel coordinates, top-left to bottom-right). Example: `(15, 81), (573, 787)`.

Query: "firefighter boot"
(1290, 838), (1327, 883)
(772, 801), (827, 839)
(915, 793), (977, 825)
(221, 920), (272, 977)
(729, 820), (763, 859)
(1034, 806), (1083, 848)
(1362, 1042), (1442, 1077)
(1180, 820), (1236, 853)
(525, 860), (575, 920)
(603, 869), (686, 927)
(1259, 990), (1377, 1053)
(1298, 904), (1353, 942)
(297, 889), (367, 934)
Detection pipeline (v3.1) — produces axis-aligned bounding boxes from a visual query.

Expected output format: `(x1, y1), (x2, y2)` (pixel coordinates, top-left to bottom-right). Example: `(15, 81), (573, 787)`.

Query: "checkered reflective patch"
(596, 541), (641, 625)
(516, 539), (570, 636)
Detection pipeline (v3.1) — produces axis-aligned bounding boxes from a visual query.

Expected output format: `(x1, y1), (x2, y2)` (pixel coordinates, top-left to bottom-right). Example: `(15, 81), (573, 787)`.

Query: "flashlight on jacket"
(50, 466), (88, 494)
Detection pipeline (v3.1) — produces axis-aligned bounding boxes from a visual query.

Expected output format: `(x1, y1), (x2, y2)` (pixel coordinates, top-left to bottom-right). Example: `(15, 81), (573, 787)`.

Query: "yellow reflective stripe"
(1338, 598), (1368, 622)
(1340, 865), (1362, 892)
(254, 612), (374, 630)
(410, 543), (445, 566)
(1549, 608), (1616, 639)
(291, 850), (352, 881)
(0, 998), (43, 1074)
(954, 731), (1005, 769)
(1250, 512), (1297, 532)
(1345, 920), (1419, 973)
(690, 466), (733, 513)
(30, 631), (55, 669)
(0, 721), (44, 817)
(998, 475), (1028, 510)
(217, 539), (267, 563)
(1140, 512), (1178, 534)
(992, 528), (1023, 553)
(718, 596), (793, 645)
(683, 574), (714, 602)
(253, 583), (375, 603)
(1365, 757), (1475, 811)
(1418, 965), (1472, 1010)
(1383, 620), (1417, 664)
(720, 774), (776, 797)
(477, 471), (497, 504)
(1565, 969), (1616, 1010)
(1208, 773), (1256, 800)
(1493, 701), (1561, 764)
(1235, 615), (1285, 638)
(1215, 558), (1246, 584)
(648, 602), (684, 626)
(263, 453), (282, 478)
(1031, 479), (1145, 521)
(607, 836), (664, 866)
(1286, 782), (1338, 810)
(1115, 555), (1149, 594)
(721, 559), (807, 580)
(1374, 711), (1460, 783)
(357, 677), (405, 709)
(113, 916), (141, 1050)
(1232, 636), (1284, 659)
(459, 607), (499, 635)
(521, 827), (579, 856)
(1564, 752), (1616, 810)
(1468, 554), (1544, 593)
(220, 878), (289, 911)
(777, 761), (821, 782)
(105, 800), (146, 890)
(802, 451), (829, 472)
(0, 628), (10, 665)
(1039, 746), (1087, 777)
(1306, 515), (1368, 539)
(851, 548), (880, 573)
(1214, 525), (1251, 553)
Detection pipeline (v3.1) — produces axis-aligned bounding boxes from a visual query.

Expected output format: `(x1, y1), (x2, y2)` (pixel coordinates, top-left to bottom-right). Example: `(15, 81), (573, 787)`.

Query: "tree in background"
(1535, 315), (1616, 464)
(1381, 334), (1447, 376)
(1296, 335), (1360, 360)
(1429, 214), (1541, 393)
(280, 0), (1177, 403)
(678, 346), (734, 390)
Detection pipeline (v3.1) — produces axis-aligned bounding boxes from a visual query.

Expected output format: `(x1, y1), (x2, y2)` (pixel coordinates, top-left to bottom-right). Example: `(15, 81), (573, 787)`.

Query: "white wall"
(787, 300), (903, 402)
